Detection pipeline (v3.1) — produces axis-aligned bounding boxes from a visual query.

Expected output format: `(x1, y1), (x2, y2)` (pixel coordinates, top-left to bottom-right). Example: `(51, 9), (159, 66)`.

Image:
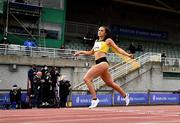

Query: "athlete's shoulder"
(105, 38), (114, 44)
(105, 38), (113, 41)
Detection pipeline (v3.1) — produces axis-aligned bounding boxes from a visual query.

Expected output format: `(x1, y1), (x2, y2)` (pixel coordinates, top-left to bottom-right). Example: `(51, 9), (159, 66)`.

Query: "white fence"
(0, 44), (122, 63)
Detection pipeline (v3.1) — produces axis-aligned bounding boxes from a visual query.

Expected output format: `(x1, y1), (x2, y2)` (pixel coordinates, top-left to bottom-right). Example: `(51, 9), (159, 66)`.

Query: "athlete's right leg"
(83, 63), (108, 108)
(83, 62), (109, 99)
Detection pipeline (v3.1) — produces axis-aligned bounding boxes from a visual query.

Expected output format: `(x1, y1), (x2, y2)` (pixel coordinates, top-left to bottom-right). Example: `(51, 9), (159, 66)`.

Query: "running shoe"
(124, 93), (130, 106)
(89, 98), (99, 109)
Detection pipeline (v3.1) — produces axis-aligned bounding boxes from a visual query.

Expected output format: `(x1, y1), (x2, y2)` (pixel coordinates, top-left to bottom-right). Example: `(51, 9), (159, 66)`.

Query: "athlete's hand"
(74, 51), (80, 56)
(128, 54), (134, 59)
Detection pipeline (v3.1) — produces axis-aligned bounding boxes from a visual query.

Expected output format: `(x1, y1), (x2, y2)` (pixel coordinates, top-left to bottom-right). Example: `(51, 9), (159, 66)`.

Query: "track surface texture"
(0, 105), (180, 123)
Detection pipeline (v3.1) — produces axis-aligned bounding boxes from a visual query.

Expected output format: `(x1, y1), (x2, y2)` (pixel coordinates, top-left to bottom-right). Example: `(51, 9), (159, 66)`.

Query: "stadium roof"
(113, 0), (180, 14)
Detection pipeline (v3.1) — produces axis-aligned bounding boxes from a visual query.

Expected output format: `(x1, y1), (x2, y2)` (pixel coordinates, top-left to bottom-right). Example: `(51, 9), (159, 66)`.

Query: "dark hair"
(31, 64), (36, 67)
(100, 26), (111, 41)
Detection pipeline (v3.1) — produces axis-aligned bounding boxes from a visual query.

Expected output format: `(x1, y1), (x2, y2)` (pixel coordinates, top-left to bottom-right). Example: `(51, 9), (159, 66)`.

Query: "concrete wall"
(0, 55), (180, 92)
(120, 63), (180, 92)
(0, 55), (97, 89)
(0, 64), (91, 90)
(0, 64), (29, 89)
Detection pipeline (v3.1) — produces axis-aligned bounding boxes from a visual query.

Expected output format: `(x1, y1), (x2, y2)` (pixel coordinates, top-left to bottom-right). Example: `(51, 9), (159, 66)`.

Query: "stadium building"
(0, 0), (180, 109)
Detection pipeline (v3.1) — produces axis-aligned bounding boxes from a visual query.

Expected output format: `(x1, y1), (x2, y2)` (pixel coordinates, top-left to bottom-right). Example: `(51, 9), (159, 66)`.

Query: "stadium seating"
(64, 38), (180, 59)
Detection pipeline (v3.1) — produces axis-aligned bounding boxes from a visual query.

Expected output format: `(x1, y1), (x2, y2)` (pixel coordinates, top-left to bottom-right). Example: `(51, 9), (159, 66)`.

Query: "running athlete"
(74, 26), (134, 108)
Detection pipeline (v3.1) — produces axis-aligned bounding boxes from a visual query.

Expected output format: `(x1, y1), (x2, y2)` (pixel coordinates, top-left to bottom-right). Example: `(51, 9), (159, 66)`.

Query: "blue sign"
(0, 93), (27, 104)
(0, 93), (10, 103)
(71, 94), (112, 107)
(150, 93), (179, 104)
(111, 25), (168, 40)
(114, 93), (148, 105)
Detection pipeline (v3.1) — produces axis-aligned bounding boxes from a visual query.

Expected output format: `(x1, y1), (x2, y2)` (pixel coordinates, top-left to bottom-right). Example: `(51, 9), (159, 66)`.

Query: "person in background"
(161, 52), (166, 66)
(50, 67), (60, 104)
(24, 37), (37, 56)
(33, 71), (43, 107)
(9, 84), (22, 109)
(0, 36), (9, 44)
(128, 42), (136, 54)
(27, 64), (38, 107)
(24, 37), (37, 48)
(60, 44), (65, 49)
(41, 71), (51, 106)
(58, 76), (71, 107)
(41, 65), (49, 79)
(0, 36), (9, 55)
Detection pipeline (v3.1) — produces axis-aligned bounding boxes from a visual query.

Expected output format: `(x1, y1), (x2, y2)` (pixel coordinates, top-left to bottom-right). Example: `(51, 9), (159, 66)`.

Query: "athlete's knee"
(83, 77), (91, 83)
(105, 82), (114, 87)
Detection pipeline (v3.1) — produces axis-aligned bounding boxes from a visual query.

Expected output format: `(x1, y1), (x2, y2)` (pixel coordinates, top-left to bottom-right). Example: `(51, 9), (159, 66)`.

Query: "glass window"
(42, 0), (64, 10)
(0, 0), (4, 14)
(41, 23), (62, 40)
(163, 72), (180, 79)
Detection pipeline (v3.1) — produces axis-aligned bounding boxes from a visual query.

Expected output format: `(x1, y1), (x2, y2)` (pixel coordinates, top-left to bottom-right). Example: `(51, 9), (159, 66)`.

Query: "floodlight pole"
(4, 0), (9, 37)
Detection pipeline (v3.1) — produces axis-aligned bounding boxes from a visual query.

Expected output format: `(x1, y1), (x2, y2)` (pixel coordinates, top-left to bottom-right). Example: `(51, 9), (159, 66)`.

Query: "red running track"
(0, 105), (180, 123)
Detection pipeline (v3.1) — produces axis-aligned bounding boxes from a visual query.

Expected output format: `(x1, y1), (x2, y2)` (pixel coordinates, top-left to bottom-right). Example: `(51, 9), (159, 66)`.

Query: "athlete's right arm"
(74, 49), (94, 56)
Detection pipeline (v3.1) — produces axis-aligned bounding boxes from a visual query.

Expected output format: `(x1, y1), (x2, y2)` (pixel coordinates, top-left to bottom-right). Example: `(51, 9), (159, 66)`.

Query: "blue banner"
(1, 92), (180, 109)
(111, 25), (168, 40)
(114, 93), (148, 105)
(0, 93), (10, 103)
(71, 94), (112, 107)
(150, 93), (179, 104)
(0, 93), (27, 104)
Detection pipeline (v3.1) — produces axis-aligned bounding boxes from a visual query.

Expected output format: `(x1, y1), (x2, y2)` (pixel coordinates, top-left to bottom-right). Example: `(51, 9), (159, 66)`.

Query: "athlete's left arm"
(106, 38), (133, 58)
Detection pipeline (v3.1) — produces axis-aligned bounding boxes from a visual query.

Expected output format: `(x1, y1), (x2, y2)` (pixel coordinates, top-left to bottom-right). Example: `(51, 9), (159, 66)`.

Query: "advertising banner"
(150, 93), (179, 104)
(111, 25), (168, 40)
(114, 93), (148, 105)
(71, 94), (112, 107)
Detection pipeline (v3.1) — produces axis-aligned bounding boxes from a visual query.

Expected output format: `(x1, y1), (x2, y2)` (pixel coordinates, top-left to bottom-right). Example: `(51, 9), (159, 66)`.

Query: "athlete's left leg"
(100, 70), (130, 105)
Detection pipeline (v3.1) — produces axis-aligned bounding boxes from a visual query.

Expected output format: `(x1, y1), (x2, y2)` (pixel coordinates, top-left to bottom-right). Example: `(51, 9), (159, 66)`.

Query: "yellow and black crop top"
(92, 40), (110, 53)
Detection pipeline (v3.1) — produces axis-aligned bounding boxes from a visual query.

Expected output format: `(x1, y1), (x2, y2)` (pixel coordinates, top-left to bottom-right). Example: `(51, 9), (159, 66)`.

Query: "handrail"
(163, 57), (180, 66)
(0, 44), (121, 62)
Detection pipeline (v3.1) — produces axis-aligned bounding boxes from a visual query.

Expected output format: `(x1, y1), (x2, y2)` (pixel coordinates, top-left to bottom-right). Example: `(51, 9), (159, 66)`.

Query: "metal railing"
(163, 57), (180, 67)
(0, 44), (86, 59)
(74, 52), (161, 90)
(0, 44), (121, 62)
(9, 0), (41, 6)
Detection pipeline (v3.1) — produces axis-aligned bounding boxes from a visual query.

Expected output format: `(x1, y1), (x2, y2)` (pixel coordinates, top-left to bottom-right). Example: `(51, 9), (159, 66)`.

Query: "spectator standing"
(9, 84), (22, 109)
(41, 71), (51, 106)
(161, 52), (166, 66)
(50, 67), (60, 104)
(59, 76), (71, 108)
(32, 71), (43, 107)
(128, 42), (136, 54)
(41, 65), (49, 79)
(27, 64), (38, 107)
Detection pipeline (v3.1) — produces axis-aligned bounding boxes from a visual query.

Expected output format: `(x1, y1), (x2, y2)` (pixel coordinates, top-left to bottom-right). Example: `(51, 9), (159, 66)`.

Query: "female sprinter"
(74, 26), (134, 108)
